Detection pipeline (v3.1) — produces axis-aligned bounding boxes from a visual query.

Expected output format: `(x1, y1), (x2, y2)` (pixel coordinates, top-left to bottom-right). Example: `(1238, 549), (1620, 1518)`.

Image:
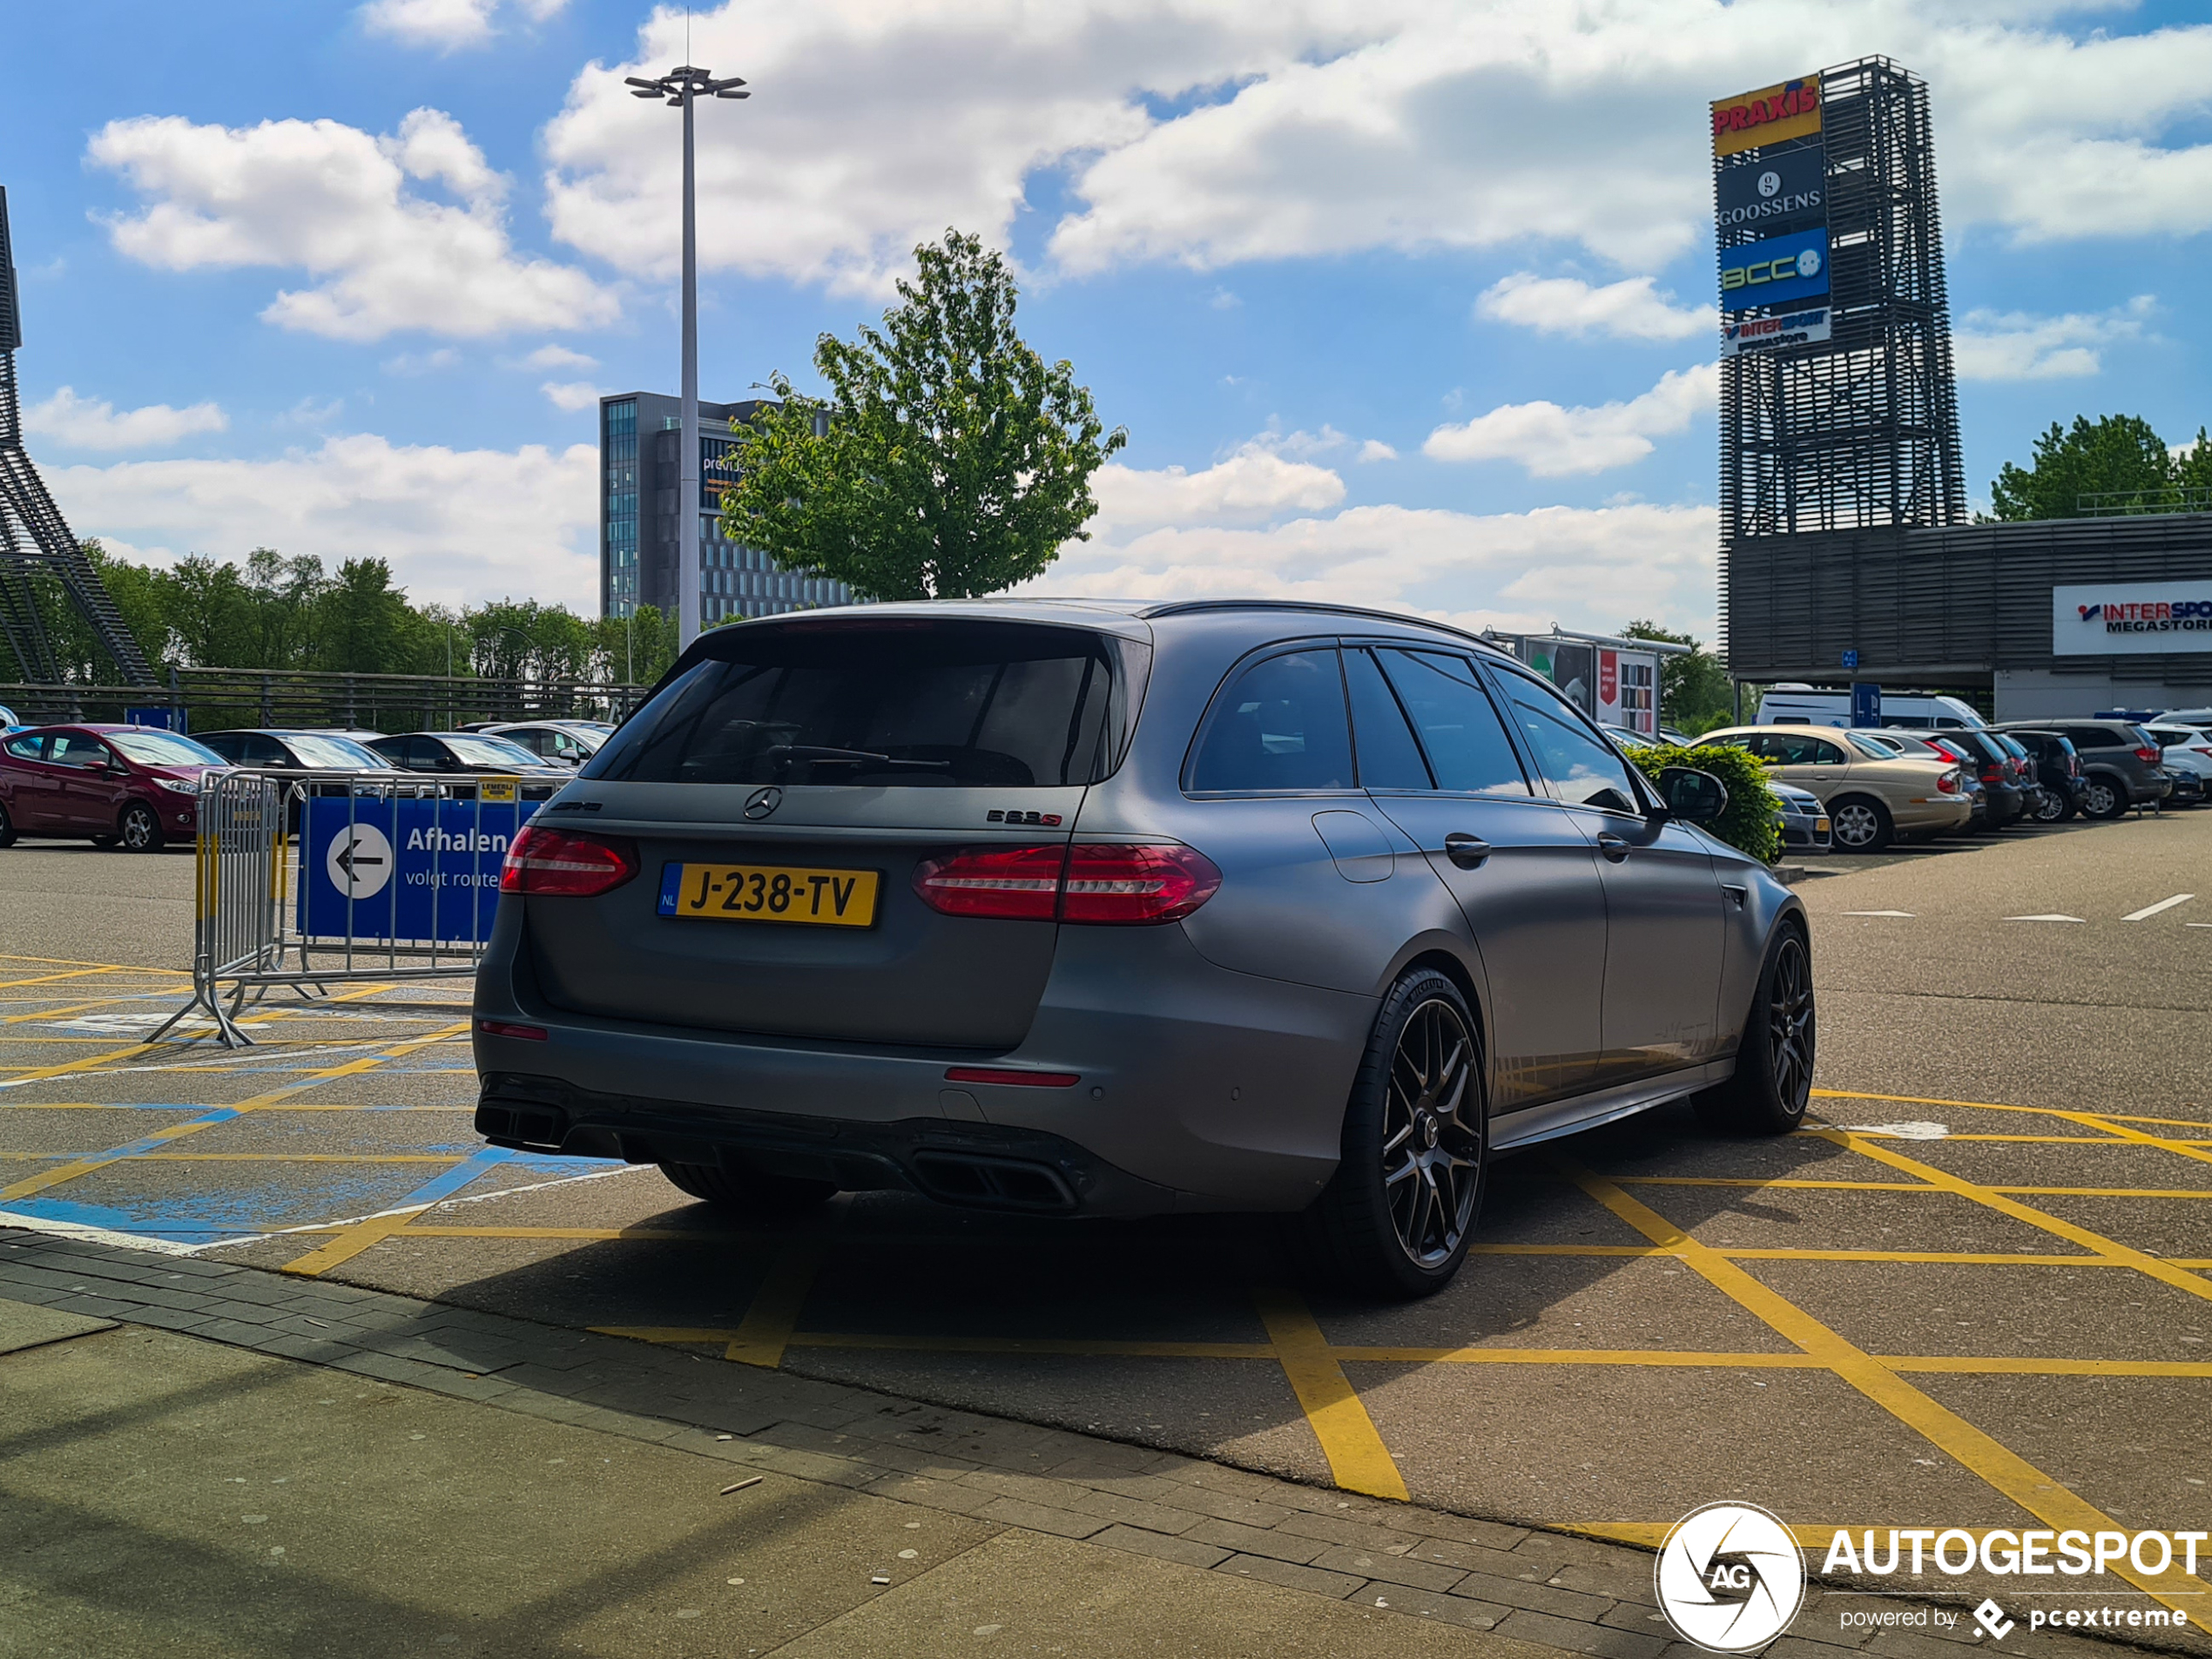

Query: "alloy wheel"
(1380, 997), (1481, 1268)
(2083, 781), (2116, 819)
(1766, 934), (1816, 1109)
(1831, 802), (1879, 850)
(119, 806), (157, 852)
(2033, 790), (2065, 824)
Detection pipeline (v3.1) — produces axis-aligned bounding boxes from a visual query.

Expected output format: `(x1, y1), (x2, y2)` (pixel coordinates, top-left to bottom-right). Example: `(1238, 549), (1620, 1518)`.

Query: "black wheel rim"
(1381, 997), (1481, 1268)
(1767, 935), (1815, 1109)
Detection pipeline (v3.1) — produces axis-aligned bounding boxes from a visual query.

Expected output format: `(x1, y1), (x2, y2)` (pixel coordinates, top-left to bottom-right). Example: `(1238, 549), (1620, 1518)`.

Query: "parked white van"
(1757, 685), (1986, 730)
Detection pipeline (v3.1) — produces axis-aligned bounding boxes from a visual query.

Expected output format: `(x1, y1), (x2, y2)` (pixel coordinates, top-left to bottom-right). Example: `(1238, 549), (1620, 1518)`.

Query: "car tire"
(0, 801), (15, 848)
(1828, 796), (1892, 853)
(658, 1159), (837, 1216)
(1304, 968), (1486, 1301)
(1696, 923), (1815, 1136)
(2081, 776), (2126, 820)
(2031, 788), (2068, 825)
(115, 804), (163, 853)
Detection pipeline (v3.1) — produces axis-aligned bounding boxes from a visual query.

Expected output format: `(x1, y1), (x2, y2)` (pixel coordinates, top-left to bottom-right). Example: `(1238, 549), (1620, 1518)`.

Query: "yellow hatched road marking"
(0, 1021), (465, 1204)
(1816, 1089), (2212, 1135)
(1254, 1285), (1410, 1502)
(724, 1245), (822, 1367)
(1, 998), (150, 1025)
(1613, 1175), (2212, 1198)
(0, 967), (134, 991)
(0, 953), (191, 973)
(1815, 1130), (2212, 1306)
(2061, 1111), (2212, 1170)
(0, 1041), (165, 1089)
(1558, 1158), (2209, 1630)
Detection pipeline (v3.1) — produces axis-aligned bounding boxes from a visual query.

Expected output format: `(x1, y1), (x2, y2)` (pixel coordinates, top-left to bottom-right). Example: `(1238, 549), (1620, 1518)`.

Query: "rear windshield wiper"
(765, 745), (950, 771)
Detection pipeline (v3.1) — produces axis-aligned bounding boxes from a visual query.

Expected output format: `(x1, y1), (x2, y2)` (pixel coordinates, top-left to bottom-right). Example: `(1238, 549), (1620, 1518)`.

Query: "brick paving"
(0, 1227), (2177, 1659)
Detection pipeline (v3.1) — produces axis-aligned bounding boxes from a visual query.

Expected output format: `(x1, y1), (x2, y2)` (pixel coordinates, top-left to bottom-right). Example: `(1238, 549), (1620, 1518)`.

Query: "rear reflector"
(500, 826), (639, 896)
(944, 1067), (1080, 1088)
(477, 1020), (549, 1042)
(913, 843), (1221, 925)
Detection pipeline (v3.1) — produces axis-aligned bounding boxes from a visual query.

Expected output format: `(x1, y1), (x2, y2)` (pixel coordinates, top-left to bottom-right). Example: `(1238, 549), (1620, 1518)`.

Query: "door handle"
(1595, 832), (1631, 862)
(1441, 833), (1492, 869)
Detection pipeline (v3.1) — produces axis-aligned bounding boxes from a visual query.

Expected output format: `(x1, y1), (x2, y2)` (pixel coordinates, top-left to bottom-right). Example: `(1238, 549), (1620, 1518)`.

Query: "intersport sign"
(2053, 580), (2212, 655)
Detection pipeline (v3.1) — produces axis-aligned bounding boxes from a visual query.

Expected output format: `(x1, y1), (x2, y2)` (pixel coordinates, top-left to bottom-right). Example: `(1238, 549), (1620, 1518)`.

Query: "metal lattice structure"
(1717, 58), (1966, 569)
(0, 186), (155, 686)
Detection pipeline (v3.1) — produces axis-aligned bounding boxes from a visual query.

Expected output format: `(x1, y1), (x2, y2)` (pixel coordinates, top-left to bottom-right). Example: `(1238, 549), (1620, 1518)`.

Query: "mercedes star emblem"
(743, 786), (783, 820)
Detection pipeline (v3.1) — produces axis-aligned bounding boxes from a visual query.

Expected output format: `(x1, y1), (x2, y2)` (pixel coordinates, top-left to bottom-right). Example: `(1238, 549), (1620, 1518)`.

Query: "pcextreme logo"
(1712, 77), (1823, 156)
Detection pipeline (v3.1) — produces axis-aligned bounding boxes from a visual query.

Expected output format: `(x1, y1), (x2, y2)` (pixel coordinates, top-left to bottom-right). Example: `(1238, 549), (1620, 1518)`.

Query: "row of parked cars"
(1606, 714), (2205, 854)
(0, 714), (612, 851)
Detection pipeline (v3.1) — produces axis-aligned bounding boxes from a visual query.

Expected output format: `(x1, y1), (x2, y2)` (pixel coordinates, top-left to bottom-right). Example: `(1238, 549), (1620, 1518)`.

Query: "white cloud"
(1093, 440), (1345, 533)
(23, 388), (228, 453)
(1477, 273), (1714, 343)
(1952, 295), (2155, 381)
(1035, 491), (1720, 642)
(540, 380), (603, 411)
(1424, 363), (1717, 477)
(1357, 439), (1398, 462)
(46, 434), (598, 610)
(541, 3), (2212, 292)
(90, 108), (618, 341)
(519, 343), (598, 371)
(361, 0), (568, 50)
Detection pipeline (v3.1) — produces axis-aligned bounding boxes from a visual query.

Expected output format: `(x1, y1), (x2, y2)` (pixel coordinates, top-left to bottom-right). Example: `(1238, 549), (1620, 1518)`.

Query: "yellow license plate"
(658, 862), (880, 927)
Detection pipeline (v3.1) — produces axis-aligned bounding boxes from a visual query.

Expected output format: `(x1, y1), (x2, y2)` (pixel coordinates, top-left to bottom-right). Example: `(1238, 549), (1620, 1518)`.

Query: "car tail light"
(2135, 746), (2161, 764)
(913, 845), (1066, 920)
(499, 826), (639, 896)
(1937, 769), (1959, 793)
(1061, 843), (1222, 923)
(913, 843), (1221, 925)
(1979, 764), (2003, 784)
(2195, 747), (2212, 759)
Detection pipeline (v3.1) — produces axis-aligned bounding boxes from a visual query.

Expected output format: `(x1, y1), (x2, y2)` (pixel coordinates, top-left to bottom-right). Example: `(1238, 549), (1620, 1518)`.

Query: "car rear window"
(590, 620), (1145, 788)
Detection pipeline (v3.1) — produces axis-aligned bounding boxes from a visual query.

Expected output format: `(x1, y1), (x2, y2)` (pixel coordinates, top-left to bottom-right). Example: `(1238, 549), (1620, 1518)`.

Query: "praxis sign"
(1711, 76), (1823, 158)
(2054, 581), (2212, 656)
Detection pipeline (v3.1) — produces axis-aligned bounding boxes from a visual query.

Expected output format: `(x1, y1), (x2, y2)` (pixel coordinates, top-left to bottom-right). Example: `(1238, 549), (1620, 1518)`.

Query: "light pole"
(626, 63), (748, 654)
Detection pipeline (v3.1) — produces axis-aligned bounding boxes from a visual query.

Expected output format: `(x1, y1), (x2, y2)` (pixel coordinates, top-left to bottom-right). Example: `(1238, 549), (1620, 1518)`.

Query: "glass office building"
(598, 391), (858, 624)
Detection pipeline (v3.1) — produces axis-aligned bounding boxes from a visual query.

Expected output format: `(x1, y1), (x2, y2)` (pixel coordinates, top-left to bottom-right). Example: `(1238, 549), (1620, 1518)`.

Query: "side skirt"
(1488, 1060), (1736, 1155)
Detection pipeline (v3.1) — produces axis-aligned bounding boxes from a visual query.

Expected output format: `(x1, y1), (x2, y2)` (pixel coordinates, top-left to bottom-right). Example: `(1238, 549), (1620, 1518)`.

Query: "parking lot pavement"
(2, 814), (2209, 1648)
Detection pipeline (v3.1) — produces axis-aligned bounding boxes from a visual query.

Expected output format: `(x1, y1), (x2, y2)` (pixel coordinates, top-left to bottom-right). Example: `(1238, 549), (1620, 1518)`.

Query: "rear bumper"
(471, 907), (1374, 1217)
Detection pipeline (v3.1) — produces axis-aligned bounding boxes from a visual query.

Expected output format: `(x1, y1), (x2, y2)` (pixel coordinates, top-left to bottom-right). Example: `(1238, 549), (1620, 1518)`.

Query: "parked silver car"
(472, 602), (1812, 1297)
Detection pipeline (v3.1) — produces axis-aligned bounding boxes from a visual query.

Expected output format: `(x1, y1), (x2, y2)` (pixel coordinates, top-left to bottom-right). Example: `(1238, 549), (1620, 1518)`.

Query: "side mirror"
(1656, 765), (1729, 824)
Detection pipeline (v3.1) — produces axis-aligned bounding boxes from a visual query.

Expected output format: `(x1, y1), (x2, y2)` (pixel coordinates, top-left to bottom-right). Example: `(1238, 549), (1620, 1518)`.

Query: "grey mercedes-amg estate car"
(473, 600), (1812, 1296)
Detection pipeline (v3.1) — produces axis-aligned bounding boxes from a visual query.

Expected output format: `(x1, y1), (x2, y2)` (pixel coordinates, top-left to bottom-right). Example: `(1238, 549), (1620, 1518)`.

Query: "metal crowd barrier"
(154, 767), (550, 1046)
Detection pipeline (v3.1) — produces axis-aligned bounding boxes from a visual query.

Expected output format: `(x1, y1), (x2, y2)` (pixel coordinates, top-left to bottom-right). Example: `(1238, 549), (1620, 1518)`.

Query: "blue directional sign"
(1851, 682), (1882, 728)
(300, 794), (539, 944)
(1840, 650), (1859, 670)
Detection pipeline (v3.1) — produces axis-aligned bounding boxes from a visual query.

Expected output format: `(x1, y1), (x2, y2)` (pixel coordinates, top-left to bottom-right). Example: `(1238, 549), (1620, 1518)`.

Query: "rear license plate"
(658, 862), (880, 927)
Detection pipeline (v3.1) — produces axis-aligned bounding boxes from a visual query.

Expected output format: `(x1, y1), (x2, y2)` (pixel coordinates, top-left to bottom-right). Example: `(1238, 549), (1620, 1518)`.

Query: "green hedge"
(1626, 742), (1781, 865)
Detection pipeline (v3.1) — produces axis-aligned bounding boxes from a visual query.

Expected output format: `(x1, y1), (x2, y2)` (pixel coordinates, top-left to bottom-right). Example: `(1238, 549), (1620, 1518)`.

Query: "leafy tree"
(2176, 427), (2212, 498)
(1622, 619), (1734, 733)
(1624, 742), (1779, 864)
(719, 229), (1127, 600)
(596, 604), (678, 685)
(1989, 415), (2176, 520)
(317, 558), (415, 674)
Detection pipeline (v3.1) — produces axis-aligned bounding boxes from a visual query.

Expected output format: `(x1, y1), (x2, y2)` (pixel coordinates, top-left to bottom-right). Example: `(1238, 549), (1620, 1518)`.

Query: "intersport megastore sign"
(2053, 581), (2212, 655)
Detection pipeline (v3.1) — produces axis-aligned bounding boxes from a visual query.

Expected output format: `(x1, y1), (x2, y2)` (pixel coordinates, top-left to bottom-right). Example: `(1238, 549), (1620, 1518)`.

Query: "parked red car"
(0, 725), (227, 851)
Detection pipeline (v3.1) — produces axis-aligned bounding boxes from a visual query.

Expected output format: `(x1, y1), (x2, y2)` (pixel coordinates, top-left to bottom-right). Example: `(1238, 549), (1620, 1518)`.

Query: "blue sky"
(3, 0), (2209, 640)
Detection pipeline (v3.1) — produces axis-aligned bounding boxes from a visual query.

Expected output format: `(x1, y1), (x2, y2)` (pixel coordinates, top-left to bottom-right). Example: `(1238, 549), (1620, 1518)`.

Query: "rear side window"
(1187, 648), (1353, 792)
(2064, 726), (2120, 749)
(4, 734), (45, 760)
(1376, 651), (1529, 796)
(1343, 649), (1433, 790)
(592, 622), (1140, 788)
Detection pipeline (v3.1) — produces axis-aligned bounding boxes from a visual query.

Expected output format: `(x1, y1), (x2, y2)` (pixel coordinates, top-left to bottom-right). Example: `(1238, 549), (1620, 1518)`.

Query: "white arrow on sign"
(327, 823), (395, 900)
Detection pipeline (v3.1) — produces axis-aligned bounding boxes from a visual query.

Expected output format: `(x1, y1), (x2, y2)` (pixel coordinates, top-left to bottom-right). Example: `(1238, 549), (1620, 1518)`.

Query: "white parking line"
(2005, 914), (2085, 923)
(2121, 893), (2195, 922)
(1843, 911), (1916, 918)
